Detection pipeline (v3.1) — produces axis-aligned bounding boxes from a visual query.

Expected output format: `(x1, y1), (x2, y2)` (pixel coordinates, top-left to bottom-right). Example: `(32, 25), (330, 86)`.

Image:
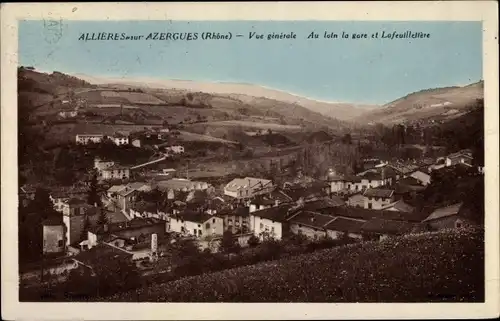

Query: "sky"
(19, 20), (482, 105)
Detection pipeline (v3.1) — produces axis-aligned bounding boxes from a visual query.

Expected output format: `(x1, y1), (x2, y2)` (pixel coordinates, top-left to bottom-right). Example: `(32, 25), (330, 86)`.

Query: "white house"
(164, 145), (185, 154)
(224, 177), (274, 199)
(249, 204), (297, 241)
(111, 134), (130, 146)
(101, 165), (130, 180)
(169, 211), (223, 238)
(362, 188), (395, 210)
(76, 134), (104, 145)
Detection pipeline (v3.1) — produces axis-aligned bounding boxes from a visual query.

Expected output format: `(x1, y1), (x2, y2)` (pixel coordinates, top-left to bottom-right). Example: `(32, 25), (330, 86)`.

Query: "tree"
(93, 256), (141, 297)
(341, 133), (352, 145)
(81, 215), (91, 242)
(96, 207), (108, 226)
(219, 230), (241, 257)
(87, 174), (100, 206)
(247, 234), (260, 247)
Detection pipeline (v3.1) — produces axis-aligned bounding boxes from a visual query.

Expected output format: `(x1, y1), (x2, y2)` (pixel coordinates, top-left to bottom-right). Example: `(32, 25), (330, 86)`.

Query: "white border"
(1, 2), (499, 320)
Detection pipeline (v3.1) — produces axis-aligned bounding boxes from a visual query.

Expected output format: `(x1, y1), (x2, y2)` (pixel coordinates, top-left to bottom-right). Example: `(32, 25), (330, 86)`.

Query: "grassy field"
(104, 228), (484, 302)
(202, 120), (303, 131)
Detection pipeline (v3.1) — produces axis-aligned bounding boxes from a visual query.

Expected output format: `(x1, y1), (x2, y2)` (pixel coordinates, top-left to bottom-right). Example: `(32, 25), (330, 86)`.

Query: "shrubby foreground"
(105, 227), (484, 302)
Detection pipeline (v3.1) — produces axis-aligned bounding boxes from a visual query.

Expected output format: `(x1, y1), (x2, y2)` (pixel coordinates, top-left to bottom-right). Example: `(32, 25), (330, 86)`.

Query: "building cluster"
(23, 145), (481, 281)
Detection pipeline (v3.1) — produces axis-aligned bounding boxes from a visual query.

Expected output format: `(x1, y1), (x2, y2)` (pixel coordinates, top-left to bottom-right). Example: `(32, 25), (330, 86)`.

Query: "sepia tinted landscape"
(18, 66), (485, 302)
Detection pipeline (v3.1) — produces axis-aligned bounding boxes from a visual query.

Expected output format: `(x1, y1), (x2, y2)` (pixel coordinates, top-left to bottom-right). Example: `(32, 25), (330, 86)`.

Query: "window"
(368, 203), (372, 209)
(198, 224), (201, 228)
(213, 219), (215, 223)
(271, 227), (275, 233)
(260, 223), (264, 229)
(205, 223), (211, 229)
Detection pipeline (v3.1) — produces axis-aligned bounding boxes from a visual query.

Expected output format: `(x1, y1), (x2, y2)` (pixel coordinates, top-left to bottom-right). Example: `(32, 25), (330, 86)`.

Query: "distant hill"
(72, 73), (377, 121)
(355, 81), (484, 125)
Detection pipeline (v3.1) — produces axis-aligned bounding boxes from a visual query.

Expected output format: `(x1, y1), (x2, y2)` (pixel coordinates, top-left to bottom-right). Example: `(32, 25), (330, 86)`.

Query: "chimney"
(274, 199), (280, 207)
(382, 167), (386, 182)
(310, 216), (315, 223)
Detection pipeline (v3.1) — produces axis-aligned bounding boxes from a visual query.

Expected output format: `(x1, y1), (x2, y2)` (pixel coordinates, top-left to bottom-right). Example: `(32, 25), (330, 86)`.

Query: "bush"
(105, 228), (484, 302)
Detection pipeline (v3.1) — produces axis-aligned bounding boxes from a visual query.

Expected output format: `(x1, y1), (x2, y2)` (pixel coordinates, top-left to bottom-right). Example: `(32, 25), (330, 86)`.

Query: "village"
(18, 125), (484, 297)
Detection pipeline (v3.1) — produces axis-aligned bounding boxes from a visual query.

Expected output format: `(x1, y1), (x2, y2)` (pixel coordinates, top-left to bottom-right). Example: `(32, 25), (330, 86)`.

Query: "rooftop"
(423, 202), (464, 222)
(74, 243), (132, 266)
(334, 206), (426, 223)
(250, 204), (297, 222)
(90, 217), (164, 235)
(287, 211), (336, 230)
(363, 188), (395, 199)
(360, 218), (417, 235)
(225, 177), (272, 192)
(173, 211), (213, 224)
(324, 217), (366, 233)
(380, 200), (415, 213)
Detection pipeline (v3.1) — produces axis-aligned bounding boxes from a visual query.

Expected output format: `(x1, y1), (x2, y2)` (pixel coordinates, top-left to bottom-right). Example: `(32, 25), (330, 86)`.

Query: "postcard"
(1, 1), (499, 320)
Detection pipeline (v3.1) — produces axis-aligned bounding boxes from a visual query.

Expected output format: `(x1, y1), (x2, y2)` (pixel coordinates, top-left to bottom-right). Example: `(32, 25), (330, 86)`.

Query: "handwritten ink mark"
(43, 19), (63, 44)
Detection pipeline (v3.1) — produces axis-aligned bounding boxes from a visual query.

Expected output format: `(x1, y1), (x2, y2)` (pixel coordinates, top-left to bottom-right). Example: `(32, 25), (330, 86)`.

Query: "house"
(94, 157), (115, 173)
(101, 164), (130, 180)
(155, 178), (212, 193)
(283, 182), (330, 202)
(217, 206), (251, 234)
(360, 218), (421, 241)
(362, 188), (395, 210)
(58, 110), (78, 118)
(110, 132), (130, 146)
(128, 201), (159, 219)
(224, 177), (274, 199)
(248, 189), (293, 213)
(387, 162), (420, 180)
(116, 187), (139, 211)
(87, 217), (166, 249)
(42, 217), (66, 255)
(356, 167), (395, 190)
(107, 184), (126, 198)
(164, 145), (185, 154)
(168, 211), (224, 238)
(422, 202), (474, 230)
(380, 200), (415, 213)
(324, 217), (365, 240)
(76, 134), (104, 145)
(302, 197), (345, 215)
(249, 204), (299, 240)
(333, 206), (427, 223)
(62, 199), (100, 246)
(445, 150), (473, 167)
(346, 192), (365, 208)
(410, 170), (431, 186)
(287, 211), (336, 241)
(75, 243), (133, 268)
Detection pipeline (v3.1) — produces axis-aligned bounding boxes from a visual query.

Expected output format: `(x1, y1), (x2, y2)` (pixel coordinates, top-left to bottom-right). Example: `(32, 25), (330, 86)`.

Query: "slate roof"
(423, 203), (464, 222)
